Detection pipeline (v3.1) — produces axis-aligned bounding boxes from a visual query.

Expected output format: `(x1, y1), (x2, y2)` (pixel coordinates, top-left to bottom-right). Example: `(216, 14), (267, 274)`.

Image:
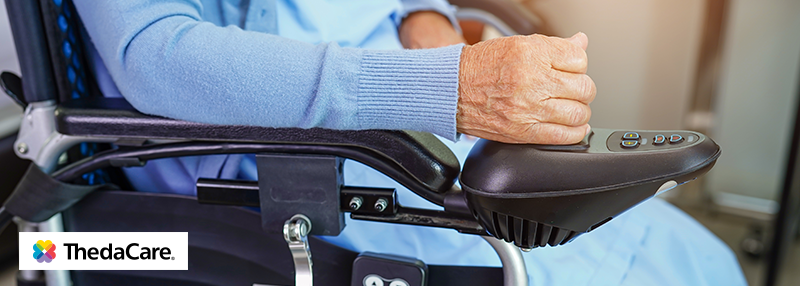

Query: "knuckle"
(580, 75), (595, 100)
(556, 42), (587, 71)
(569, 105), (588, 125)
(510, 39), (531, 56)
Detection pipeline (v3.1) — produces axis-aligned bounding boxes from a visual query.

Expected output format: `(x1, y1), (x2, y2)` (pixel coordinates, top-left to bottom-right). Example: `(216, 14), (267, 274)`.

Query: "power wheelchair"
(0, 0), (721, 285)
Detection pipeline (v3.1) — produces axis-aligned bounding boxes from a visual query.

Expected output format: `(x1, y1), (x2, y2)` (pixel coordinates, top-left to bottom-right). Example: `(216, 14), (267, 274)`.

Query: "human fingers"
(566, 32), (588, 51)
(520, 123), (591, 145)
(546, 35), (589, 74)
(548, 72), (597, 104)
(536, 98), (592, 126)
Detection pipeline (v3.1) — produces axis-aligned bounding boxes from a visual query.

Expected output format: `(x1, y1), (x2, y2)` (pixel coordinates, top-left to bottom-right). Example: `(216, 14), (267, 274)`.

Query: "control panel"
(606, 131), (701, 152)
(461, 127), (720, 249)
(351, 252), (427, 286)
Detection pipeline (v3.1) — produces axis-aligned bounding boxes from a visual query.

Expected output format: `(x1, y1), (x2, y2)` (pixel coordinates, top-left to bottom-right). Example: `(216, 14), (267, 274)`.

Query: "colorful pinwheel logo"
(33, 240), (56, 263)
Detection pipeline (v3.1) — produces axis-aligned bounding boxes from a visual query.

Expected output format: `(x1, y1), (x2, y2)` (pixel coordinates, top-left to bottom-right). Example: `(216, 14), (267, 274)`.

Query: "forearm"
(75, 0), (463, 140)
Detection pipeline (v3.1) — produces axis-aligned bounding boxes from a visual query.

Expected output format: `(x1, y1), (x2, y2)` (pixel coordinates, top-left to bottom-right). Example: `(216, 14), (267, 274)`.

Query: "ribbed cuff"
(357, 44), (463, 141)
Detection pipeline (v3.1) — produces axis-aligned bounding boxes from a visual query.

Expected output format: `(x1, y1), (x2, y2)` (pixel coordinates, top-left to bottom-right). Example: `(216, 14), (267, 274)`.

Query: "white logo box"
(19, 232), (188, 270)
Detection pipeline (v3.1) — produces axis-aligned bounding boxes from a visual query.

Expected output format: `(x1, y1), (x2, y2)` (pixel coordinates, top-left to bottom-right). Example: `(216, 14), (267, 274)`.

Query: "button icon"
(622, 132), (640, 140)
(389, 280), (410, 286)
(364, 274), (385, 286)
(653, 134), (666, 145)
(669, 134), (684, 144)
(621, 140), (638, 148)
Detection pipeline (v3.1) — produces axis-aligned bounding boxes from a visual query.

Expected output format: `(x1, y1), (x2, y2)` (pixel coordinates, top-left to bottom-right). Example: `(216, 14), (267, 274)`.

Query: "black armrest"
(54, 97), (460, 196)
(450, 0), (541, 35)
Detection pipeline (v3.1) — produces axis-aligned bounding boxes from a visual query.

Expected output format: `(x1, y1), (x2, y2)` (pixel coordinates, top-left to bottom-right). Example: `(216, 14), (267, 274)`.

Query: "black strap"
(3, 164), (116, 222)
(429, 265), (505, 286)
(0, 72), (27, 108)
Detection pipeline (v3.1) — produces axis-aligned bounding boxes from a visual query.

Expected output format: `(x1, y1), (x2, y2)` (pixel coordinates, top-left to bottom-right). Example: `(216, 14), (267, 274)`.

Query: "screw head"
(16, 142), (28, 154)
(374, 198), (388, 212)
(520, 247), (533, 252)
(349, 196), (363, 210)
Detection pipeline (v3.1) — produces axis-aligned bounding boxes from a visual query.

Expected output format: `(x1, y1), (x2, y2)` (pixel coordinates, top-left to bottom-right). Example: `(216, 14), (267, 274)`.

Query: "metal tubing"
(39, 214), (70, 286)
(15, 101), (114, 172)
(455, 8), (518, 37)
(483, 236), (528, 286)
(14, 102), (87, 286)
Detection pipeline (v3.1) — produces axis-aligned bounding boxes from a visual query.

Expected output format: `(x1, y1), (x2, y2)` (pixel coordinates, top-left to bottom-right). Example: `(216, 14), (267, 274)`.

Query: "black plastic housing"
(460, 128), (721, 249)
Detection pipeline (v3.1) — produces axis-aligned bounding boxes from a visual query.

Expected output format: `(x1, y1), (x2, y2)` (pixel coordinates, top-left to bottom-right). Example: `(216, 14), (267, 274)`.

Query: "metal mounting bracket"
(14, 100), (112, 172)
(284, 214), (313, 286)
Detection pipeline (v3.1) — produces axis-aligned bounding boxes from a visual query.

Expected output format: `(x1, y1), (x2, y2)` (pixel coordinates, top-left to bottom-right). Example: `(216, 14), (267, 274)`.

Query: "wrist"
(457, 44), (473, 135)
(400, 11), (463, 49)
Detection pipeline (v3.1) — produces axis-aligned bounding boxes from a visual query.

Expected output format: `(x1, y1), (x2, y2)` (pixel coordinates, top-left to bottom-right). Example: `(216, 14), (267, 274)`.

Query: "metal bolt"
(16, 142), (28, 154)
(349, 196), (363, 210)
(520, 247), (533, 252)
(374, 198), (388, 212)
(296, 220), (309, 237)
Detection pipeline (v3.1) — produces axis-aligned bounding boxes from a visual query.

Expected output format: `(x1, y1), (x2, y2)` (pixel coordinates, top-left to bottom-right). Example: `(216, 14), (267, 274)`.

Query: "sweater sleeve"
(74, 0), (462, 141)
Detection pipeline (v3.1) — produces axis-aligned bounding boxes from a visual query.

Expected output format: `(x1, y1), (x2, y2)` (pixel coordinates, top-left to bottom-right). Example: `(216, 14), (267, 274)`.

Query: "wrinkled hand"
(399, 11), (466, 49)
(457, 33), (596, 144)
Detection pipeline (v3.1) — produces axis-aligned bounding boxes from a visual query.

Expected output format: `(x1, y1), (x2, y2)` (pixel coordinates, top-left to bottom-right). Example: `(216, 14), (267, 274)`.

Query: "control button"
(621, 140), (639, 148)
(653, 134), (666, 145)
(389, 280), (410, 286)
(364, 275), (384, 286)
(622, 132), (640, 140)
(669, 134), (684, 144)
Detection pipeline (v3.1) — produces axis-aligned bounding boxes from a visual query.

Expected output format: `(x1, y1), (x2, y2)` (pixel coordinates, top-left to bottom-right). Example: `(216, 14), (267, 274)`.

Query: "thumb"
(567, 32), (588, 51)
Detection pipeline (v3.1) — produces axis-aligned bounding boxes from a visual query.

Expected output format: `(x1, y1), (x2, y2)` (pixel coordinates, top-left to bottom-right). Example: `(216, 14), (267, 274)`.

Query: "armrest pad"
(54, 98), (460, 194)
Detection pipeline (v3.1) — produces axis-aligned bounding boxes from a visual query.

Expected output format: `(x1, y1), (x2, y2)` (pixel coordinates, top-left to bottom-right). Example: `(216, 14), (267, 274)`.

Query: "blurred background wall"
(522, 0), (706, 131)
(0, 1), (18, 75)
(515, 0), (800, 285)
(707, 0), (800, 211)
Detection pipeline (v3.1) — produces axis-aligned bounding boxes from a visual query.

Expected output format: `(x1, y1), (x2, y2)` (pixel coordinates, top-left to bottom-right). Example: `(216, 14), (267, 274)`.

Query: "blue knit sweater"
(73, 0), (463, 140)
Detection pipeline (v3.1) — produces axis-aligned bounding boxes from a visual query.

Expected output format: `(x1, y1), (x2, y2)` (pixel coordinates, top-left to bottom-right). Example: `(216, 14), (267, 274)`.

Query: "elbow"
(110, 18), (205, 118)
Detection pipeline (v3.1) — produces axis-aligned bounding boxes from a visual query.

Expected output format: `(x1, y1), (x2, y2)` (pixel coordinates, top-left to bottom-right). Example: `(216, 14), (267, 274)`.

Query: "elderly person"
(73, 0), (745, 284)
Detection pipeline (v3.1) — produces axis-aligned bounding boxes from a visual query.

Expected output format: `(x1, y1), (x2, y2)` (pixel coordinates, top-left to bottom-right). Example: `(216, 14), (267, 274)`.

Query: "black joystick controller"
(459, 128), (721, 249)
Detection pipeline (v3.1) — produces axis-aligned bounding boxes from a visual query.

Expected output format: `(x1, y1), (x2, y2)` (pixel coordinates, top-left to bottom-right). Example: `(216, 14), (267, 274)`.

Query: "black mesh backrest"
(38, 0), (98, 103)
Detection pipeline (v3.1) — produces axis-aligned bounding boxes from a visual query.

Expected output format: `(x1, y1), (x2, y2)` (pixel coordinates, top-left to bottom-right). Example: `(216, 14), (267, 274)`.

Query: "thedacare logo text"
(64, 243), (174, 260)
